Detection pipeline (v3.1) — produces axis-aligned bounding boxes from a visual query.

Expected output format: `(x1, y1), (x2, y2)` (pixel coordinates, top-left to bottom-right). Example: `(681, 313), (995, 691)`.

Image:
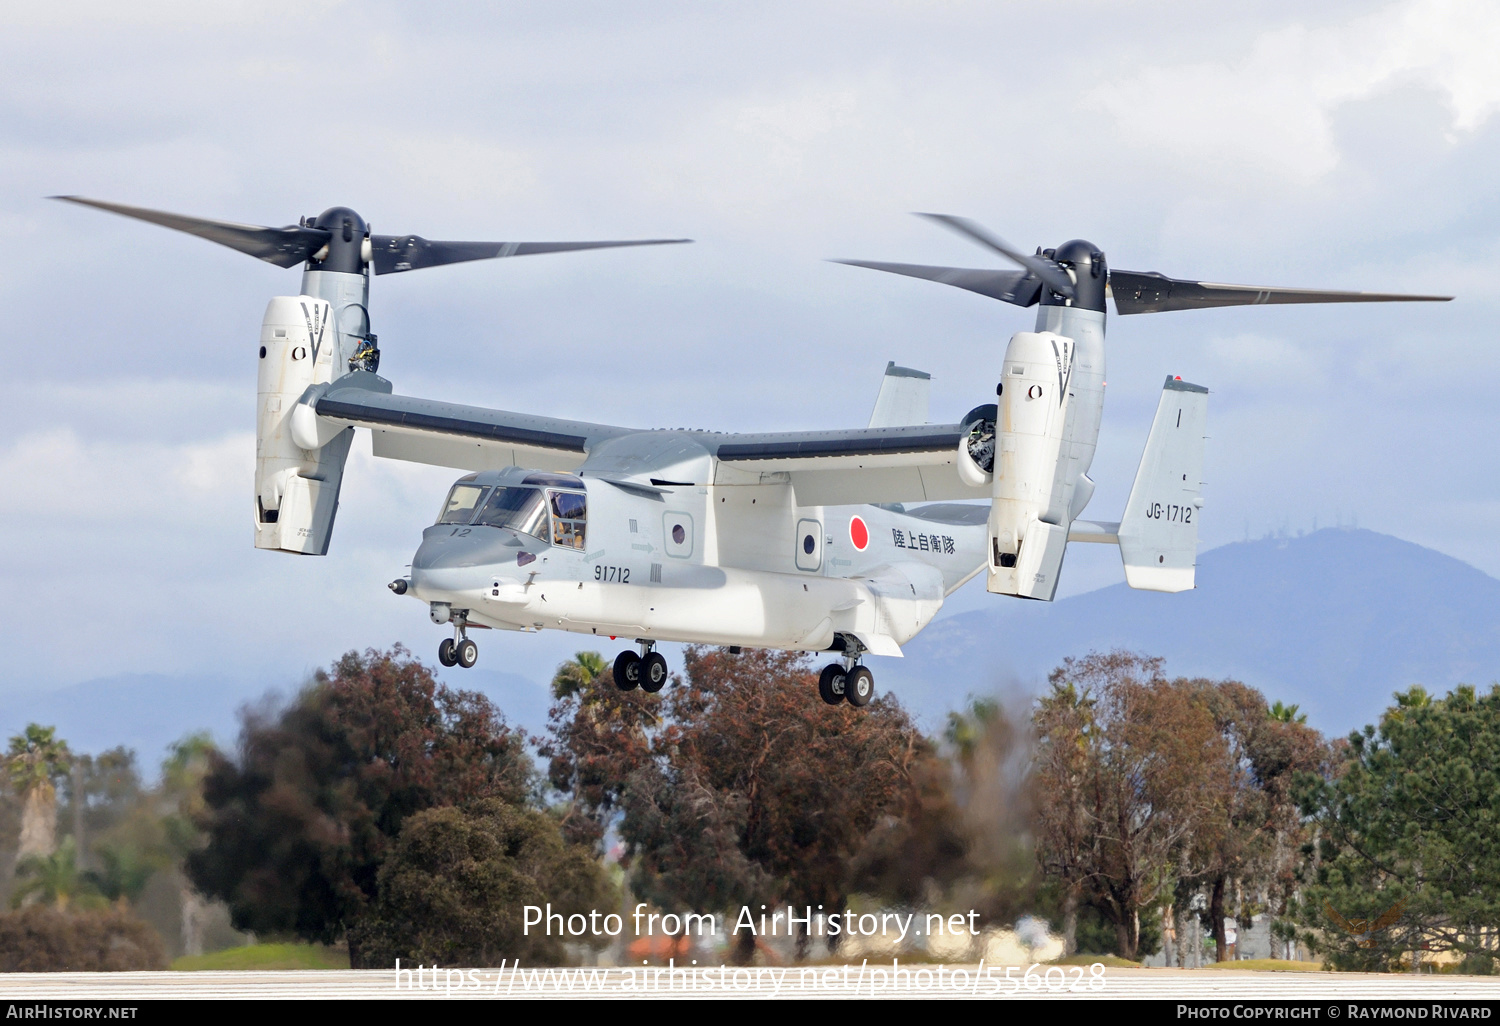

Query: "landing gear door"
(795, 517), (822, 572)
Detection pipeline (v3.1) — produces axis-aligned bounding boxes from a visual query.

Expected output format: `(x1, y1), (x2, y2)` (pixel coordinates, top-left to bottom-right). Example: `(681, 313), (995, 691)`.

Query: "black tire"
(438, 638), (458, 667)
(456, 638), (478, 669)
(846, 666), (875, 708)
(817, 664), (847, 706)
(640, 652), (669, 693)
(613, 650), (641, 691)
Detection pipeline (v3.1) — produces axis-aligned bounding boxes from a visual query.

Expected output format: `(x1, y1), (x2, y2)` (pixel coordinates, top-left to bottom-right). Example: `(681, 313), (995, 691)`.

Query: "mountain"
(882, 528), (1500, 736)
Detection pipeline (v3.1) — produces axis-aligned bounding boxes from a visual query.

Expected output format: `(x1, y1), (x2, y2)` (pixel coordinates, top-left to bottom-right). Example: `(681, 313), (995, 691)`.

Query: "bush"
(352, 799), (615, 967)
(0, 905), (165, 971)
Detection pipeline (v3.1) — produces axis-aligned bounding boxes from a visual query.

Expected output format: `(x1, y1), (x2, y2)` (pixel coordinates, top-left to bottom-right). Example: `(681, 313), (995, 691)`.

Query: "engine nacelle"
(987, 330), (1075, 598)
(254, 296), (351, 555)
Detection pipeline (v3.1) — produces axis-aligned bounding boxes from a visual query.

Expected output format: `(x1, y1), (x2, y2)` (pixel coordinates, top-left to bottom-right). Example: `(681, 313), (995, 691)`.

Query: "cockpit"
(436, 474), (587, 549)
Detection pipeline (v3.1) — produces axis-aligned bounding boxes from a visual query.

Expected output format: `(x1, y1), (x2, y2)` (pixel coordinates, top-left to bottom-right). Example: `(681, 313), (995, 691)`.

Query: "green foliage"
(1269, 701), (1307, 725)
(5, 724), (70, 794)
(354, 799), (616, 967)
(84, 840), (160, 906)
(0, 904), (165, 971)
(551, 651), (609, 701)
(1293, 684), (1500, 971)
(172, 942), (349, 971)
(185, 647), (533, 966)
(13, 836), (99, 910)
(1069, 900), (1162, 959)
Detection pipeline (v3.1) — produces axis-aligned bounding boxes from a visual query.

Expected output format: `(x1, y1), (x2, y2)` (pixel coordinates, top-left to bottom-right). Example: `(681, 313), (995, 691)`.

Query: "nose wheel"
(438, 617), (478, 669)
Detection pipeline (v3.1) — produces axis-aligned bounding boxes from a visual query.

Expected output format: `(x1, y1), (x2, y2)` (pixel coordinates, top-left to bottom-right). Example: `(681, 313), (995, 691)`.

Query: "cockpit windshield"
(472, 486), (550, 540)
(437, 484), (488, 525)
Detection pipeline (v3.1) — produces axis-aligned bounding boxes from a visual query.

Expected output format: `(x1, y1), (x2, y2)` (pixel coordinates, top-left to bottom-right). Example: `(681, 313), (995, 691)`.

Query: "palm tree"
(6, 724), (71, 862)
(159, 732), (216, 956)
(551, 651), (608, 699)
(1268, 700), (1307, 724)
(83, 841), (158, 908)
(12, 836), (97, 909)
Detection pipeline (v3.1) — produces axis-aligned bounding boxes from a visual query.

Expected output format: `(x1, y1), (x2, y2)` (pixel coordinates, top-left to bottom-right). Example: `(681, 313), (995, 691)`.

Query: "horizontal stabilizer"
(1068, 520), (1120, 544)
(1117, 377), (1207, 592)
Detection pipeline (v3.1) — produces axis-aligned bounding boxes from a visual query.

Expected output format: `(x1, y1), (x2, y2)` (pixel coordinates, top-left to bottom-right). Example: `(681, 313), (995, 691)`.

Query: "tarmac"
(5, 965), (1500, 1000)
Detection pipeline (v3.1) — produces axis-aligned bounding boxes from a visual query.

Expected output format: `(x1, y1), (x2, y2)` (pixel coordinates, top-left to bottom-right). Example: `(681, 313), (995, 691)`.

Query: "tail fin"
(867, 362), (931, 428)
(1117, 376), (1208, 592)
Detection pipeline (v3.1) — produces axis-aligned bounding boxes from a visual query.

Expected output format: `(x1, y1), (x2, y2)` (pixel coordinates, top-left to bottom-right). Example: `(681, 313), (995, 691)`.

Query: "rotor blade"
(915, 213), (1076, 300)
(1109, 268), (1453, 315)
(369, 235), (692, 274)
(51, 196), (329, 268)
(832, 259), (1042, 307)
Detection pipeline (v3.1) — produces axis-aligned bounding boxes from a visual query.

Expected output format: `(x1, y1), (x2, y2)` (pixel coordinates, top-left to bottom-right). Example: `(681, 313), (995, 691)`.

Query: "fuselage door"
(795, 517), (822, 572)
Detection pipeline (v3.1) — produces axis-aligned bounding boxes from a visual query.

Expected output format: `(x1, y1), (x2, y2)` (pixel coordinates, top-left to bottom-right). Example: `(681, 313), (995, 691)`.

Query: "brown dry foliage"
(0, 904), (165, 971)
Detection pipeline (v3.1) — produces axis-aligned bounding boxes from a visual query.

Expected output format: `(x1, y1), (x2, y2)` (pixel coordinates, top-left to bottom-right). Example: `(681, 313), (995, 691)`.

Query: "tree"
(186, 647), (532, 966)
(6, 725), (71, 863)
(1032, 652), (1227, 960)
(354, 799), (616, 966)
(545, 646), (930, 962)
(12, 836), (96, 910)
(538, 652), (664, 849)
(551, 651), (609, 701)
(1183, 681), (1325, 962)
(1294, 684), (1500, 972)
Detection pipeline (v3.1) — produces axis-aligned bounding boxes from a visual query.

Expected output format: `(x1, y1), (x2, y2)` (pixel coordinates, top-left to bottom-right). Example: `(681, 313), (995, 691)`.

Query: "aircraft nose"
(411, 524), (527, 572)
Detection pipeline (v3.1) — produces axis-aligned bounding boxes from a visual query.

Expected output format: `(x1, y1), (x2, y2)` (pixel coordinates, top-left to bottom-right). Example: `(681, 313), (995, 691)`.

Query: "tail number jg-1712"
(1145, 502), (1192, 524)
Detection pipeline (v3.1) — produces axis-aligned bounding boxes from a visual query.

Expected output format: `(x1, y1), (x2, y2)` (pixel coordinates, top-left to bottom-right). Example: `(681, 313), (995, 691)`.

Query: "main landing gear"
(437, 613), (478, 669)
(818, 639), (874, 708)
(614, 641), (668, 694)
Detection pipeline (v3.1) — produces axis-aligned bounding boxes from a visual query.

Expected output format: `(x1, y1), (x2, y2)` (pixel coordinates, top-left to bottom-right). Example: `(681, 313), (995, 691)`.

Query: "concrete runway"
(5, 966), (1500, 1000)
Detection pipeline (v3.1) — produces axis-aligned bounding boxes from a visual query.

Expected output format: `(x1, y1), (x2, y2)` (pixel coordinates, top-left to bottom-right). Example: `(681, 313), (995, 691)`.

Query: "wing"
(314, 379), (987, 504)
(709, 424), (986, 504)
(314, 381), (636, 473)
(1371, 896), (1409, 932)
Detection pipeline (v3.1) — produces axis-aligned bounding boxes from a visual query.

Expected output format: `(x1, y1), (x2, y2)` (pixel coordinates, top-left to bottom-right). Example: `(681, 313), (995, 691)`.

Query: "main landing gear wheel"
(846, 666), (875, 708)
(456, 638), (478, 669)
(640, 652), (669, 693)
(438, 638), (458, 667)
(613, 650), (642, 691)
(818, 664), (847, 706)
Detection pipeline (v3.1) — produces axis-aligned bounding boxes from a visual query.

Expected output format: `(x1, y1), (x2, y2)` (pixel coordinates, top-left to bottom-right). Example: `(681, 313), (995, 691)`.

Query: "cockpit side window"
(549, 490), (587, 549)
(472, 486), (549, 540)
(437, 484), (489, 525)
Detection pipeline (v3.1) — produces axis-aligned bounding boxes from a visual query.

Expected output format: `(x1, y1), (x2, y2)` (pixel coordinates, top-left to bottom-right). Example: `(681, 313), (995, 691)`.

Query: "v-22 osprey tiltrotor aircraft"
(57, 197), (1450, 708)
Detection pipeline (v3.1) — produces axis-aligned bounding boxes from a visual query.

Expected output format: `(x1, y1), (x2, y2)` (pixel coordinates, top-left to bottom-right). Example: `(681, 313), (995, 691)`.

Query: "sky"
(3, 0), (1499, 728)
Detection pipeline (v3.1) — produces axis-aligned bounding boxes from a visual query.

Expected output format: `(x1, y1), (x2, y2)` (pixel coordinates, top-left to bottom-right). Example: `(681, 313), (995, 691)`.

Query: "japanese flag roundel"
(849, 515), (870, 551)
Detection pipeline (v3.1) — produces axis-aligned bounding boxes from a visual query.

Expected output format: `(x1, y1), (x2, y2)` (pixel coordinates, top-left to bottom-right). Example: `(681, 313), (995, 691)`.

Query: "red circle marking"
(849, 515), (869, 551)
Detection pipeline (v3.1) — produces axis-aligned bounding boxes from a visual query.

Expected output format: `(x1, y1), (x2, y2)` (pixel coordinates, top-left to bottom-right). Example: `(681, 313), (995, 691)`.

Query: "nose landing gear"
(437, 613), (478, 669)
(614, 640), (669, 693)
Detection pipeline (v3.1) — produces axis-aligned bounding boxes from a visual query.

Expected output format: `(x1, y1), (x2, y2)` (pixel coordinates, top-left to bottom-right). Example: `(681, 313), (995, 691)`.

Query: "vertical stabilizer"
(1117, 376), (1208, 592)
(867, 362), (931, 428)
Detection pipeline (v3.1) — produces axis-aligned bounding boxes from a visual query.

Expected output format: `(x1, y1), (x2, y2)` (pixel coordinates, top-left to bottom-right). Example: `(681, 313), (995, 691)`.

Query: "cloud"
(1088, 0), (1500, 185)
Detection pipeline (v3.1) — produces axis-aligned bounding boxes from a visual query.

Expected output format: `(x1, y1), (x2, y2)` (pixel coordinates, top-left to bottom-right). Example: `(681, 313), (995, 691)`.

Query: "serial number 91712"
(1145, 502), (1193, 523)
(594, 565), (631, 583)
